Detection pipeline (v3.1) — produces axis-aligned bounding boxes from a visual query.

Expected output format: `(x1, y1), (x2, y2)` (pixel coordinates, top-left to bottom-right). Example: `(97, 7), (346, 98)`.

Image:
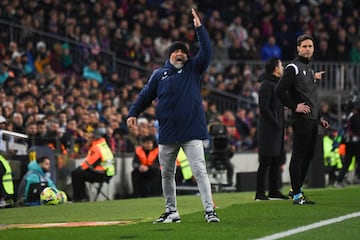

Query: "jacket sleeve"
(46, 177), (57, 189)
(82, 145), (101, 170)
(275, 66), (297, 110)
(132, 153), (141, 169)
(128, 69), (160, 117)
(193, 26), (212, 74)
(259, 81), (279, 128)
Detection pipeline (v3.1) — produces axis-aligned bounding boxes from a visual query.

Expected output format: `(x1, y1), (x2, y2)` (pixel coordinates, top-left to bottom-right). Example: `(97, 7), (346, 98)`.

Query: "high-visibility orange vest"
(338, 143), (346, 156)
(135, 146), (159, 166)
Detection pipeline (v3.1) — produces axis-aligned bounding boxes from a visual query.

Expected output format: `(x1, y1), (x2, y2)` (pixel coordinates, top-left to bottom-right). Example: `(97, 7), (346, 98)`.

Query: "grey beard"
(174, 63), (184, 69)
(172, 62), (184, 69)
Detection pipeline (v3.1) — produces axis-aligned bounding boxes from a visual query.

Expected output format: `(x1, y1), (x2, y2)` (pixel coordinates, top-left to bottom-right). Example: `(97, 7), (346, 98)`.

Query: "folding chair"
(87, 175), (112, 201)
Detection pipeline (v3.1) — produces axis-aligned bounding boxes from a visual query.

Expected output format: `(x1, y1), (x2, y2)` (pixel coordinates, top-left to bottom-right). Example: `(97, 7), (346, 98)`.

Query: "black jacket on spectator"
(257, 73), (284, 156)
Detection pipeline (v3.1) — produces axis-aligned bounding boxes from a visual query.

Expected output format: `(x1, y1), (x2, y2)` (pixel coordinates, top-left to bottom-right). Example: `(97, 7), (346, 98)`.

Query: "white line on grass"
(254, 211), (360, 240)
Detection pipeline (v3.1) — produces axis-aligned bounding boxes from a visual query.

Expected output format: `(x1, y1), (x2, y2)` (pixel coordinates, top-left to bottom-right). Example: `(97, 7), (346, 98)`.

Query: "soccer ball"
(40, 187), (60, 205)
(57, 191), (68, 204)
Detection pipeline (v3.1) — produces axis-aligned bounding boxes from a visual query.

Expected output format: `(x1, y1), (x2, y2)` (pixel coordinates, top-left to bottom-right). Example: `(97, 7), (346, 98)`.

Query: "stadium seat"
(86, 175), (112, 201)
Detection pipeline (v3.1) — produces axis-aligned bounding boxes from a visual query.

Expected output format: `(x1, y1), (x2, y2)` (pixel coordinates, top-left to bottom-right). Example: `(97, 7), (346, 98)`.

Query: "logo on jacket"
(303, 70), (306, 76)
(161, 71), (168, 80)
(177, 69), (183, 73)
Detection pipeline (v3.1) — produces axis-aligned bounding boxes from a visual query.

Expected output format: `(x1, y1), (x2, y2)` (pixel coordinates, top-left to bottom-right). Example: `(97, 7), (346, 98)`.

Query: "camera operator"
(334, 99), (360, 187)
(207, 121), (235, 186)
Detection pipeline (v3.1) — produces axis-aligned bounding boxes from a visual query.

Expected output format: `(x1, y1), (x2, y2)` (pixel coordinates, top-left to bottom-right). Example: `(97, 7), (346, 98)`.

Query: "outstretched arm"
(192, 8), (201, 28)
(191, 8), (211, 73)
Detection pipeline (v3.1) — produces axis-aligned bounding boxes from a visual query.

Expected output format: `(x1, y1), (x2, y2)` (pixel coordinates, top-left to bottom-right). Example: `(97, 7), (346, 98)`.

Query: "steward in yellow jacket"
(0, 154), (14, 207)
(71, 130), (115, 202)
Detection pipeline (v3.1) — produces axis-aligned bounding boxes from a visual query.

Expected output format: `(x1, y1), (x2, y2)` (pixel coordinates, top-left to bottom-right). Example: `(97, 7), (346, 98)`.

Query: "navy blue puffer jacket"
(128, 26), (212, 144)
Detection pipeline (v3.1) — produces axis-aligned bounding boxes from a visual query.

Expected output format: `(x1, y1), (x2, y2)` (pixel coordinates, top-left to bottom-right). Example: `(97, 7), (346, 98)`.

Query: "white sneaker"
(153, 211), (181, 223)
(204, 210), (220, 223)
(334, 181), (345, 188)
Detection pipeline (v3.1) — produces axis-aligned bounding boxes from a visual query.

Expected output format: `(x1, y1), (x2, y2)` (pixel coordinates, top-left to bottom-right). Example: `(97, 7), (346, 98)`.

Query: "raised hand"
(192, 8), (201, 28)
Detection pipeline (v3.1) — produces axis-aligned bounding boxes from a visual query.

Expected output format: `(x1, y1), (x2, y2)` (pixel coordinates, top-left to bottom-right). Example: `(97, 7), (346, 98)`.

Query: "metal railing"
(0, 19), (117, 72)
(1, 20), (359, 116)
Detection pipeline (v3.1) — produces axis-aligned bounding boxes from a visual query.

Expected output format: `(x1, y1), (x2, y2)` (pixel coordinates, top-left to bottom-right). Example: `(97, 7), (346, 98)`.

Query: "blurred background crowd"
(0, 0), (358, 160)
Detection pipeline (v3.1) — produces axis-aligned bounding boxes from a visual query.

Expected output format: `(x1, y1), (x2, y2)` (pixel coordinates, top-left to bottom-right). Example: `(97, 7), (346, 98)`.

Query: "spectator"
(82, 59), (103, 85)
(235, 107), (250, 144)
(313, 39), (333, 61)
(0, 62), (11, 85)
(0, 115), (10, 153)
(261, 35), (282, 61)
(275, 23), (295, 61)
(11, 112), (25, 134)
(34, 41), (51, 73)
(350, 39), (360, 63)
(242, 37), (261, 60)
(8, 51), (25, 79)
(61, 43), (73, 73)
(20, 53), (35, 77)
(225, 16), (248, 49)
(228, 39), (244, 60)
(50, 43), (63, 73)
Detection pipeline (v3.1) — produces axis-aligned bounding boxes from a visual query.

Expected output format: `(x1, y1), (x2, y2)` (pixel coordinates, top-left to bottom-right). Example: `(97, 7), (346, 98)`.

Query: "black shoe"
(288, 189), (294, 199)
(255, 193), (269, 201)
(293, 196), (315, 205)
(268, 191), (288, 200)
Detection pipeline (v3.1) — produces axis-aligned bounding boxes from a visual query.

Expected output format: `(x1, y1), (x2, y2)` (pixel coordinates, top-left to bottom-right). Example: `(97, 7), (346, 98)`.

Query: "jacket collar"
(258, 72), (280, 83)
(296, 55), (311, 64)
(91, 137), (106, 146)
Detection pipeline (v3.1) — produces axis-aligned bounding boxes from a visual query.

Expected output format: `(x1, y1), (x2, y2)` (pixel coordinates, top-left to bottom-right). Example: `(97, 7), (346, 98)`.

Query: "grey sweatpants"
(159, 139), (214, 213)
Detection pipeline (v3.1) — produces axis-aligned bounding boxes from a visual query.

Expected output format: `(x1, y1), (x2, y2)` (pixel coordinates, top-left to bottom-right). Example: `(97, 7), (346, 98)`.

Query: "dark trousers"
(71, 167), (105, 201)
(337, 142), (360, 182)
(256, 155), (282, 195)
(131, 168), (161, 198)
(290, 119), (318, 195)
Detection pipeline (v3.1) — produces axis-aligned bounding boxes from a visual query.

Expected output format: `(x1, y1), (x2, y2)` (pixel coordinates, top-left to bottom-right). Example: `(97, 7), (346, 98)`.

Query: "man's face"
(40, 158), (51, 172)
(297, 39), (314, 59)
(274, 60), (284, 77)
(27, 124), (37, 135)
(142, 140), (154, 150)
(169, 49), (188, 69)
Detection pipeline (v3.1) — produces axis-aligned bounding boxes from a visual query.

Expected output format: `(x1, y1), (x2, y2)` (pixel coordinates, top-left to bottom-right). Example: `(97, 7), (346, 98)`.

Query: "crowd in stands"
(0, 0), (356, 160)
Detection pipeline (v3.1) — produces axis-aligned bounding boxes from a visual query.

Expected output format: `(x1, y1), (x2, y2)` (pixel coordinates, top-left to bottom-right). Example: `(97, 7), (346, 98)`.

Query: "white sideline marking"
(254, 211), (360, 240)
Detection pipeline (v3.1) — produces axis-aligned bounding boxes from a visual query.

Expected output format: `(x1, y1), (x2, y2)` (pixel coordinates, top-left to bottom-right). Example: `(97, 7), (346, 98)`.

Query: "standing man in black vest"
(275, 35), (329, 205)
